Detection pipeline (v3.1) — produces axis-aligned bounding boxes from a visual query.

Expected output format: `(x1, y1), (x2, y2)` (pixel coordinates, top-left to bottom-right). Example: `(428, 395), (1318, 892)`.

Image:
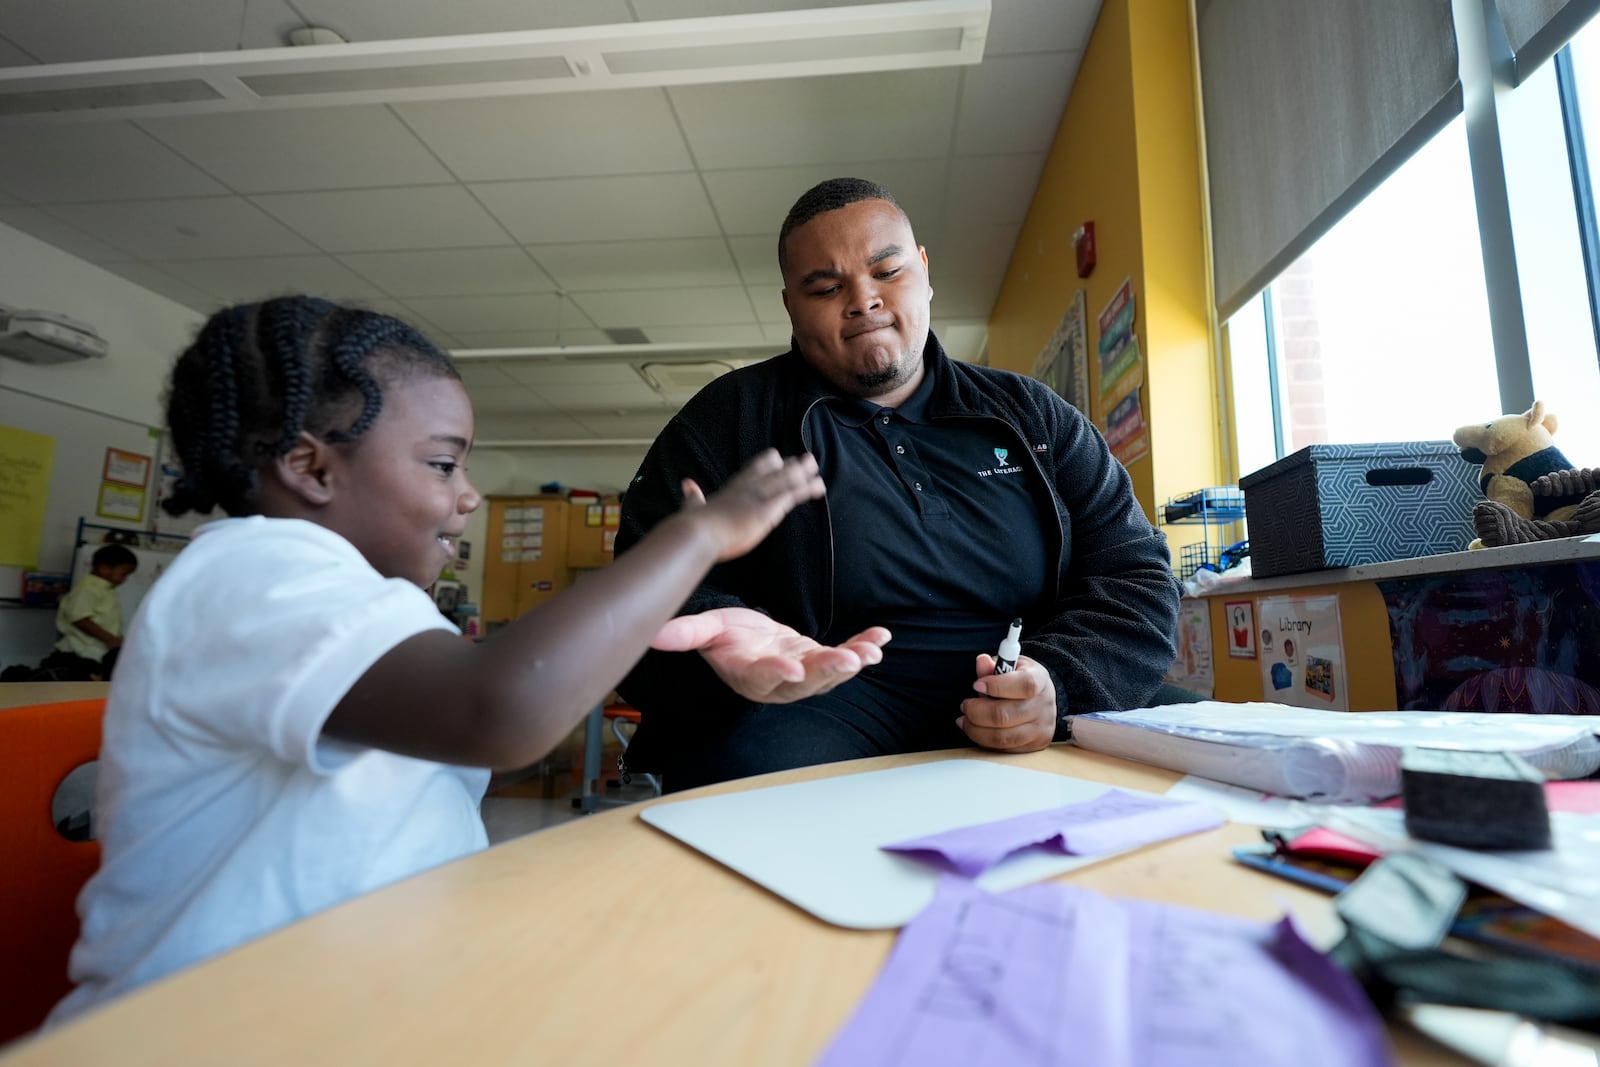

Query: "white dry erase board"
(640, 759), (1182, 929)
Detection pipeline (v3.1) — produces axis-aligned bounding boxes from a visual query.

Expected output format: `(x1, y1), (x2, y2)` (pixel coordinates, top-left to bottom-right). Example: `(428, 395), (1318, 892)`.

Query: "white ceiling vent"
(0, 0), (990, 123)
(637, 360), (734, 400)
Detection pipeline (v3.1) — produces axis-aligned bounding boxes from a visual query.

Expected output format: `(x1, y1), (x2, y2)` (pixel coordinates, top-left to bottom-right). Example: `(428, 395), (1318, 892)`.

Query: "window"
(1227, 117), (1501, 472)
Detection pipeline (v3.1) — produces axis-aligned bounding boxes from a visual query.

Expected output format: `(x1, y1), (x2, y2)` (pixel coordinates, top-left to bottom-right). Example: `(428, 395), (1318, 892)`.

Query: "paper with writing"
(882, 789), (1223, 877)
(814, 878), (1393, 1067)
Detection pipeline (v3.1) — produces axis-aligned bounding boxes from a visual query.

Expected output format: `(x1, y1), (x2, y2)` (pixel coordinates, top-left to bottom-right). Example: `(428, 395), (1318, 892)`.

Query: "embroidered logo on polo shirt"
(977, 445), (1024, 478)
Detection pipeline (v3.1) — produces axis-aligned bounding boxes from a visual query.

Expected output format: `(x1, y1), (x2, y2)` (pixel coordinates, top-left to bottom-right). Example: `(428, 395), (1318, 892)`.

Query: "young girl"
(49, 295), (850, 1024)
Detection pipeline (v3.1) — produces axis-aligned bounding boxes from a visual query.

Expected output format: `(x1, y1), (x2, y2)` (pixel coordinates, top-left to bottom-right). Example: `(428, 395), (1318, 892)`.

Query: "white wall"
(0, 221), (203, 670)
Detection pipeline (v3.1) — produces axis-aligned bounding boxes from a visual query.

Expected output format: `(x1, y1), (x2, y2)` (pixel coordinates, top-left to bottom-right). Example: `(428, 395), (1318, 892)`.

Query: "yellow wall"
(1206, 586), (1400, 710)
(987, 0), (1221, 533)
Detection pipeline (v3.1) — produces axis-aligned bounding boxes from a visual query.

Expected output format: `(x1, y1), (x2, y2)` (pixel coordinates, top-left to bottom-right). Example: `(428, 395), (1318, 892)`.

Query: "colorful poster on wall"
(1164, 597), (1214, 697)
(96, 482), (146, 522)
(1103, 390), (1150, 466)
(1257, 595), (1348, 711)
(1029, 291), (1092, 414)
(0, 425), (54, 567)
(1064, 289), (1090, 413)
(1096, 277), (1142, 402)
(1224, 600), (1257, 659)
(103, 447), (151, 488)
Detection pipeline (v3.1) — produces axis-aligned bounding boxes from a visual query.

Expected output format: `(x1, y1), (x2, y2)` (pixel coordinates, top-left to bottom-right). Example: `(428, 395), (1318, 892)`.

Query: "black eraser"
(1401, 747), (1551, 851)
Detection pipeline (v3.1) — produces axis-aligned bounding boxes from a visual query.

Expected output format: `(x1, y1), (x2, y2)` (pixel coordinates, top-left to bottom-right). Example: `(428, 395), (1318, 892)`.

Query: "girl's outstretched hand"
(681, 448), (825, 562)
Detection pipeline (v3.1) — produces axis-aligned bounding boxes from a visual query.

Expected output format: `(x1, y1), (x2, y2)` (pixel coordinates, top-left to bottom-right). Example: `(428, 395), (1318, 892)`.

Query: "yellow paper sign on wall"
(0, 425), (56, 567)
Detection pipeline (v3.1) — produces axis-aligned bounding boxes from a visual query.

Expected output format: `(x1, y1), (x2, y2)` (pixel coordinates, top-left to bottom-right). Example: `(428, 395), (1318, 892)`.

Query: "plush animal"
(1474, 468), (1600, 547)
(1453, 402), (1586, 547)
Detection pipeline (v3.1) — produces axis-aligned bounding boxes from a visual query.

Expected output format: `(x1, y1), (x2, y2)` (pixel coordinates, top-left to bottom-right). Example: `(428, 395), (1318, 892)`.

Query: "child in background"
(43, 543), (137, 680)
(50, 295), (868, 1024)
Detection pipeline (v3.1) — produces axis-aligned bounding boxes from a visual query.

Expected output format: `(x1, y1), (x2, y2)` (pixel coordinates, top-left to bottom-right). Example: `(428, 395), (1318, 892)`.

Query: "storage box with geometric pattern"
(1238, 441), (1482, 577)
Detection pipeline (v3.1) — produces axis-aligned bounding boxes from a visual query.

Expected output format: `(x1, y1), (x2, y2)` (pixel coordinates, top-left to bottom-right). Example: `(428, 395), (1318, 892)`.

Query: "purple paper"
(882, 789), (1225, 876)
(813, 878), (1394, 1067)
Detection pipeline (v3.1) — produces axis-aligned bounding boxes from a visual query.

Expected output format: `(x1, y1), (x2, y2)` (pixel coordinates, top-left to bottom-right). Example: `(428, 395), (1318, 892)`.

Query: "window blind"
(1198, 1), (1462, 320)
(1499, 0), (1600, 81)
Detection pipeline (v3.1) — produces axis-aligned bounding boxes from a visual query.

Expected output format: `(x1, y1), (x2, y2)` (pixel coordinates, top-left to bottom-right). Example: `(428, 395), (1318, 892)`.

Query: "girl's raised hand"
(681, 448), (825, 561)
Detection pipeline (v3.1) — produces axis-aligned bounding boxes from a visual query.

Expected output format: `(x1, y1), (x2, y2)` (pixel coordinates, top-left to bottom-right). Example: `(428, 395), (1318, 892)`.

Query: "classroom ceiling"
(0, 0), (1098, 446)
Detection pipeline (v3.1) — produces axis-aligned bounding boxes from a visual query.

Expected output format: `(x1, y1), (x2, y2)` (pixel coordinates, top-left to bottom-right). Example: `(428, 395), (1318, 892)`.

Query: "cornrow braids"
(777, 176), (906, 273)
(162, 295), (458, 518)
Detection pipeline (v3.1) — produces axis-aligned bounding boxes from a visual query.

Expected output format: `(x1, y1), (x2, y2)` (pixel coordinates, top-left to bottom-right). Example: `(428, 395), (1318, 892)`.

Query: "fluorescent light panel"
(0, 0), (989, 123)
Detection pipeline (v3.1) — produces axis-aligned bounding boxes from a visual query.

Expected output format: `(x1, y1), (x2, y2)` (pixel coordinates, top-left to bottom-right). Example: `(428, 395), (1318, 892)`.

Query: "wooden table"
(0, 746), (1465, 1066)
(0, 682), (108, 711)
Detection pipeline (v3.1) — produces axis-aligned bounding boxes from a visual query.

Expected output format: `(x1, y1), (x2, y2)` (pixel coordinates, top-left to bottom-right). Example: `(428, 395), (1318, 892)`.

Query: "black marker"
(994, 618), (1022, 674)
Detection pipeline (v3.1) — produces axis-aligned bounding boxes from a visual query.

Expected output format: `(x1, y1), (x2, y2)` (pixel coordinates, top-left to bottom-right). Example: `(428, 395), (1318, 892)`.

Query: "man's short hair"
(778, 177), (906, 273)
(91, 544), (138, 571)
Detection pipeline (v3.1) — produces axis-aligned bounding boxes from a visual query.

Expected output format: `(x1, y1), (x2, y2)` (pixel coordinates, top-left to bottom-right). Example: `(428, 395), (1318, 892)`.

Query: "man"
(617, 177), (1180, 791)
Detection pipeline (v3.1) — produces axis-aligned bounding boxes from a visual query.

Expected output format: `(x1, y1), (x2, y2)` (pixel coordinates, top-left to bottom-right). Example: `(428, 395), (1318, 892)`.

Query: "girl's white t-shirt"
(49, 516), (490, 1025)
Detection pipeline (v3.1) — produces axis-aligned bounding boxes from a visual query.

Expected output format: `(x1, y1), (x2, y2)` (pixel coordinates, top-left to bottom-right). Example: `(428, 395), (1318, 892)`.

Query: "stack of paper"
(1070, 703), (1600, 803)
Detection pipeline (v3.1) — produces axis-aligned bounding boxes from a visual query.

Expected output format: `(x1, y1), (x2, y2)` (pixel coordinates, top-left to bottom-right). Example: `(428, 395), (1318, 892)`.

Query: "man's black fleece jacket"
(615, 333), (1181, 748)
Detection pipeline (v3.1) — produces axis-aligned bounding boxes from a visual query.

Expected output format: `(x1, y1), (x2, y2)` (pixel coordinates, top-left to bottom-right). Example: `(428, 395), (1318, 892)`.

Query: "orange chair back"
(0, 699), (104, 1045)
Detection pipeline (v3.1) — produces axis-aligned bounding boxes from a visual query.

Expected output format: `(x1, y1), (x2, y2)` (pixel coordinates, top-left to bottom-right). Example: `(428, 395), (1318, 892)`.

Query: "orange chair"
(0, 699), (104, 1046)
(602, 702), (660, 796)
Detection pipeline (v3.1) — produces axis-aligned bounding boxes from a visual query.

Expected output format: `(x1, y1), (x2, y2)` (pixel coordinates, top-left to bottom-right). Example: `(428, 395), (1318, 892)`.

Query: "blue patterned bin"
(1238, 441), (1481, 577)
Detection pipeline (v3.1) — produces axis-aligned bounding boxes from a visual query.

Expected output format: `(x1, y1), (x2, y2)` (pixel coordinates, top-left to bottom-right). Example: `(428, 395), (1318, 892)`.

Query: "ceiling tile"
(0, 123), (226, 204)
(472, 410), (597, 440)
(401, 292), (596, 333)
(570, 287), (755, 329)
(569, 410), (676, 437)
(927, 222), (1018, 318)
(944, 155), (1046, 228)
(752, 298), (788, 327)
(44, 197), (318, 260)
(448, 329), (612, 349)
(702, 160), (944, 237)
(762, 323), (794, 344)
(533, 381), (665, 409)
(0, 1), (298, 62)
(453, 362), (523, 391)
(296, 0), (635, 40)
(339, 247), (554, 298)
(0, 206), (132, 263)
(97, 262), (219, 312)
(461, 383), (555, 416)
(0, 35), (39, 66)
(139, 107), (454, 194)
(395, 92), (693, 182)
(640, 324), (772, 346)
(472, 174), (720, 243)
(985, 0), (1099, 57)
(727, 234), (781, 288)
(529, 238), (738, 291)
(252, 186), (513, 252)
(670, 69), (960, 170)
(955, 53), (1077, 157)
(631, 0), (879, 16)
(152, 255), (387, 304)
(498, 363), (652, 388)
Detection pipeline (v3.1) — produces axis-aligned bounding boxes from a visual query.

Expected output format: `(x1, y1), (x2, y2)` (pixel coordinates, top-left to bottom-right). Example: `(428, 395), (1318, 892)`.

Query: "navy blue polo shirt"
(804, 367), (1050, 656)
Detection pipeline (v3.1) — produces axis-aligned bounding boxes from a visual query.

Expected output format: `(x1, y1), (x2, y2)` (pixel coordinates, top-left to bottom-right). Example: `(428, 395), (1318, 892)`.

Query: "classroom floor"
(479, 723), (659, 844)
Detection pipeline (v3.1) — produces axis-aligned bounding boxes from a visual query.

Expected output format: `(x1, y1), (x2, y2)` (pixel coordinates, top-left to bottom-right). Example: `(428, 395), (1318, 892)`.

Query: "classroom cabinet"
(481, 494), (620, 624)
(482, 496), (572, 624)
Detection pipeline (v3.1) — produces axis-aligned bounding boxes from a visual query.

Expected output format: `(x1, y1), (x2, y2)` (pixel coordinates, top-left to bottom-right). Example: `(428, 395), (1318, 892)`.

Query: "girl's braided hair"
(162, 296), (458, 517)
